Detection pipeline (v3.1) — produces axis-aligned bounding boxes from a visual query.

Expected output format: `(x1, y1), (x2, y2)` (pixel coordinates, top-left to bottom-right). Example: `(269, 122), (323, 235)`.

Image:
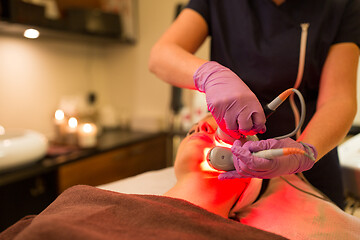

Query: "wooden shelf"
(58, 135), (167, 193)
(0, 20), (134, 44)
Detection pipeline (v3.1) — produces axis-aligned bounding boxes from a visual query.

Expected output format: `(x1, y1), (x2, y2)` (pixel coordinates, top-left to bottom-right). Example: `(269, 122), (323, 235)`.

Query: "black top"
(186, 0), (360, 139)
(185, 0), (360, 208)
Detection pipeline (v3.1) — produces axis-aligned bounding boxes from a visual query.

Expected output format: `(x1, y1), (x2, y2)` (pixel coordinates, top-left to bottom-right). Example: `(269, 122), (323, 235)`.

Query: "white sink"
(0, 129), (48, 170)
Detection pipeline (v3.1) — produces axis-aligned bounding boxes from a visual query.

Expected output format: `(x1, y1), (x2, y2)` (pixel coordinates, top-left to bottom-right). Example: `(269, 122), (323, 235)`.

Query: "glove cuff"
(299, 142), (318, 161)
(193, 61), (223, 92)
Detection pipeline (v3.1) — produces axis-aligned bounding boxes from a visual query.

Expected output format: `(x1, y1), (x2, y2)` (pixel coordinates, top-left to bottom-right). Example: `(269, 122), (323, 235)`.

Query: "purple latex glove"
(219, 138), (317, 179)
(193, 61), (266, 139)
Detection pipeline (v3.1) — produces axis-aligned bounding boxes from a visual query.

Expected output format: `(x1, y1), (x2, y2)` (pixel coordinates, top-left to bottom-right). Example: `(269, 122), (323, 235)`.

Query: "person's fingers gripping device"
(214, 88), (301, 144)
(208, 88), (309, 171)
(194, 61), (267, 138)
(206, 146), (314, 171)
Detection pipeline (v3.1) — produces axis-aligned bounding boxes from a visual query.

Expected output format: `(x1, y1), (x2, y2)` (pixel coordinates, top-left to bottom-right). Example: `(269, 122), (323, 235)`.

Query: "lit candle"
(55, 109), (65, 124)
(54, 109), (66, 144)
(68, 117), (78, 131)
(66, 117), (78, 145)
(0, 125), (5, 135)
(24, 28), (40, 39)
(78, 123), (97, 148)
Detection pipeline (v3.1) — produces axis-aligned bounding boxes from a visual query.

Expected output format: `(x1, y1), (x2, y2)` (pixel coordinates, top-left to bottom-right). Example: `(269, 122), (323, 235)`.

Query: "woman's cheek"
(175, 143), (208, 172)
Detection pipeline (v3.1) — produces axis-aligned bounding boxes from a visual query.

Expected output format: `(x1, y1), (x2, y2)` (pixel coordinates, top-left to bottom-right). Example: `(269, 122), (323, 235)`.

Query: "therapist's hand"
(219, 138), (317, 179)
(193, 61), (266, 139)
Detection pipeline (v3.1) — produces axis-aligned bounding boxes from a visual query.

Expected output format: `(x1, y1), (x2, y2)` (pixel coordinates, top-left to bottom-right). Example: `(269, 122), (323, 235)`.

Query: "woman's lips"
(189, 133), (214, 144)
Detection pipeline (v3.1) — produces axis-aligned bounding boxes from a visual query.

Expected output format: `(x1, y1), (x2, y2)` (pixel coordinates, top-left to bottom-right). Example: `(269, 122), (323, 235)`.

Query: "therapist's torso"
(186, 0), (359, 139)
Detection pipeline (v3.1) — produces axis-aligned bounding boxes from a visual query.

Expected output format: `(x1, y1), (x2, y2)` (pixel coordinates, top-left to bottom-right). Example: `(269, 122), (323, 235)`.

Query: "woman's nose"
(196, 121), (216, 134)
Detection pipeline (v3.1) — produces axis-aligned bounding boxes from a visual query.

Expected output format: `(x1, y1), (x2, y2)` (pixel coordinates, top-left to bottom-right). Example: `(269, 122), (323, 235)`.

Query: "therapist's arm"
(298, 43), (359, 160)
(148, 8), (208, 89)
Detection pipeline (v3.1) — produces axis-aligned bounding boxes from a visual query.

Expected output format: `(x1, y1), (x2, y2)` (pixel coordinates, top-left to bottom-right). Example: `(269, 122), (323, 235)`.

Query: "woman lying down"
(1, 115), (359, 240)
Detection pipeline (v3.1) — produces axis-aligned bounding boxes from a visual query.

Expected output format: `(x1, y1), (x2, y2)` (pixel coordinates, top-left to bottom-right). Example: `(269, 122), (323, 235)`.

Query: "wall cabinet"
(0, 0), (137, 44)
(0, 170), (58, 232)
(0, 20), (125, 44)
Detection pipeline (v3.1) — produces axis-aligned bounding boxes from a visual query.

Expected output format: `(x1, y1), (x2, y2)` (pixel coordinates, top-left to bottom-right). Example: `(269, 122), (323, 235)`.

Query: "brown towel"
(0, 185), (288, 240)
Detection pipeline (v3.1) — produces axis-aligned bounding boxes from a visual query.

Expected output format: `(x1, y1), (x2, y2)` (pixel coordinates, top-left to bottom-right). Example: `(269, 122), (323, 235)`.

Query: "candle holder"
(65, 117), (78, 146)
(78, 123), (98, 148)
(54, 109), (66, 144)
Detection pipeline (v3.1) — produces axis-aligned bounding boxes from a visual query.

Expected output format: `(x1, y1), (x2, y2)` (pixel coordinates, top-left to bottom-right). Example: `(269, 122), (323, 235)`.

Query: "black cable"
(280, 174), (334, 204)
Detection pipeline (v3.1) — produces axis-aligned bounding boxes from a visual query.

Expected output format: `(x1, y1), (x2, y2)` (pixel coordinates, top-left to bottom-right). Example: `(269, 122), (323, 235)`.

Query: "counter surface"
(0, 130), (167, 187)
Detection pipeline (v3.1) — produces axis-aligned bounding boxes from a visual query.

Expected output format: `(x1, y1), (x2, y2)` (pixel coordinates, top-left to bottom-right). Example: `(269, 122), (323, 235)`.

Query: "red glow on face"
(200, 136), (234, 173)
(214, 137), (232, 148)
(201, 148), (219, 172)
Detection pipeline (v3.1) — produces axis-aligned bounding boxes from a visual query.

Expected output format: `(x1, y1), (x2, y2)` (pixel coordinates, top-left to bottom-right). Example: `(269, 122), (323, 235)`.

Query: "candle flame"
(24, 29), (40, 39)
(0, 125), (5, 135)
(83, 123), (93, 133)
(68, 117), (78, 129)
(55, 109), (65, 121)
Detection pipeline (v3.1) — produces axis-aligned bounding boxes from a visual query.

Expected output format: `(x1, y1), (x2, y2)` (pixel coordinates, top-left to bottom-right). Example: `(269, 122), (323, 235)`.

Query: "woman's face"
(174, 114), (253, 205)
(174, 114), (221, 179)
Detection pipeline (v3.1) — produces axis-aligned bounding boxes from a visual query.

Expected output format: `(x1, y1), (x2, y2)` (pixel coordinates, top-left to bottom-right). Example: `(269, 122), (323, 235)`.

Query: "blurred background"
(0, 0), (211, 138)
(0, 0), (213, 230)
(0, 0), (360, 231)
